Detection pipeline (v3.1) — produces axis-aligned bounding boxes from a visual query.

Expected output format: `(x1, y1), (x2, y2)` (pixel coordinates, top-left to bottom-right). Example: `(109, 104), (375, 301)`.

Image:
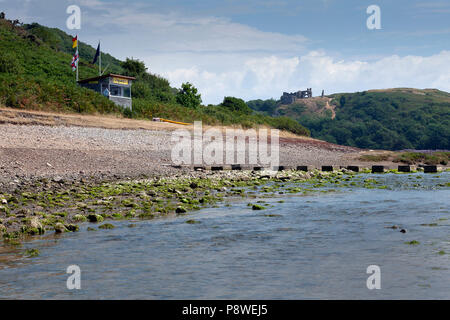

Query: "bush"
(176, 82), (202, 109)
(121, 58), (147, 77)
(0, 51), (22, 74)
(269, 117), (310, 136)
(221, 96), (252, 115)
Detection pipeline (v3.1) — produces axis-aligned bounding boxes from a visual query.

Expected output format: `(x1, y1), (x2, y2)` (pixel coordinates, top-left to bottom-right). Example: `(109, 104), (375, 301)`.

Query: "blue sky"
(1, 0), (449, 104)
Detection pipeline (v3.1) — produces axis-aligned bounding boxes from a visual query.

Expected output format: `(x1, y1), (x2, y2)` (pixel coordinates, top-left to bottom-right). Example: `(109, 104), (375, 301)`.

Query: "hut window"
(123, 87), (131, 98)
(110, 85), (122, 96)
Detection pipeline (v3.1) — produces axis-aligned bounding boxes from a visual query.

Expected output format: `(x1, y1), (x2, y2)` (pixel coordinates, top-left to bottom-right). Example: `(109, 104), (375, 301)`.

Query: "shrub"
(0, 51), (23, 74)
(176, 82), (202, 109)
(221, 96), (252, 115)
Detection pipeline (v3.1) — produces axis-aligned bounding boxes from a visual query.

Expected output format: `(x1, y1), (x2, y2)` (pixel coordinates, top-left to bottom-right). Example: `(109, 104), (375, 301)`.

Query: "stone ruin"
(280, 88), (312, 104)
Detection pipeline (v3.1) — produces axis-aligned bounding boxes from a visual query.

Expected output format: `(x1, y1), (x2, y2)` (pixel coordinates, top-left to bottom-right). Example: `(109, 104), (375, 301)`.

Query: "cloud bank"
(162, 50), (450, 104)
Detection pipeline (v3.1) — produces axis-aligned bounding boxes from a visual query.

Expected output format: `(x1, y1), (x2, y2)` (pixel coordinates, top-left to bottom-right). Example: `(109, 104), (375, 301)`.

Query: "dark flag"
(92, 42), (100, 64)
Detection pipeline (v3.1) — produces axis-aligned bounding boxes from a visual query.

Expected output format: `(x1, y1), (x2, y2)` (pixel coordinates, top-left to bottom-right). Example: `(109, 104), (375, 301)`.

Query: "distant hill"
(248, 88), (450, 150)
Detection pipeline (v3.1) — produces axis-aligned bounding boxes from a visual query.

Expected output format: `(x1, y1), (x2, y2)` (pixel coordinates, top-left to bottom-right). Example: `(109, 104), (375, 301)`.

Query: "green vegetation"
(252, 204), (266, 210)
(0, 16), (309, 136)
(0, 18), (121, 114)
(185, 219), (201, 224)
(25, 248), (40, 257)
(247, 99), (279, 115)
(176, 82), (202, 109)
(392, 151), (449, 165)
(359, 151), (450, 165)
(98, 223), (115, 230)
(221, 97), (252, 115)
(249, 89), (450, 150)
(359, 154), (390, 162)
(305, 90), (450, 150)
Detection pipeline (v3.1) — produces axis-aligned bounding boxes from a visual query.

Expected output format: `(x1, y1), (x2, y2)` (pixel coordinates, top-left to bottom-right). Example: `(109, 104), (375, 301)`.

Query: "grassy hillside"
(249, 88), (450, 150)
(23, 23), (124, 75)
(0, 16), (309, 136)
(0, 18), (119, 113)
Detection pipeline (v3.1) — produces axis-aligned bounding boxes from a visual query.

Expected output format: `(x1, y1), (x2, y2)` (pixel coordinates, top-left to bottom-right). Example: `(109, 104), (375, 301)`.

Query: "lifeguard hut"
(78, 73), (136, 109)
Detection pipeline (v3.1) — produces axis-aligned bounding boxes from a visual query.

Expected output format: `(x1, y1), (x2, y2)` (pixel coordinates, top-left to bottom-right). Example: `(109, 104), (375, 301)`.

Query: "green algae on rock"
(25, 248), (40, 257)
(98, 223), (115, 230)
(252, 204), (266, 210)
(185, 219), (201, 224)
(1, 169), (448, 245)
(87, 214), (104, 223)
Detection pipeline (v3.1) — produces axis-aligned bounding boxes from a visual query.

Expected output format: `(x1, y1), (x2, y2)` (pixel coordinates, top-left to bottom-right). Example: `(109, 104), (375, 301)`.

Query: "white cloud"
(160, 50), (450, 104)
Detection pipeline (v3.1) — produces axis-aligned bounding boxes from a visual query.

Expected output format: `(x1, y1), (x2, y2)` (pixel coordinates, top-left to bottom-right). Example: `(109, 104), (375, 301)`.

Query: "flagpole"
(76, 37), (79, 82)
(99, 40), (101, 76)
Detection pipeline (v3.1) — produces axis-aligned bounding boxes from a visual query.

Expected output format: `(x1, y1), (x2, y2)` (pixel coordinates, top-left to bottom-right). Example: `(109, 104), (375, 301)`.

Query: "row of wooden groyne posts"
(172, 164), (443, 173)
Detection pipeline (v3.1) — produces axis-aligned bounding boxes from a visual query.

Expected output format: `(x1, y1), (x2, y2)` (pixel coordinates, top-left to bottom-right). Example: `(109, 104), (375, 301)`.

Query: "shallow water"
(0, 172), (449, 299)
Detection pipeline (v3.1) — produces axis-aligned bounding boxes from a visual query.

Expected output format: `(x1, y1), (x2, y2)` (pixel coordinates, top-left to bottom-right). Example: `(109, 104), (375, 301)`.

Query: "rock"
(98, 223), (115, 229)
(87, 214), (104, 223)
(28, 217), (42, 230)
(1, 199), (7, 204)
(189, 182), (198, 189)
(400, 228), (407, 233)
(54, 222), (68, 233)
(0, 224), (6, 233)
(252, 204), (266, 210)
(176, 207), (187, 214)
(73, 214), (87, 222)
(65, 224), (79, 232)
(168, 188), (182, 195)
(138, 191), (148, 198)
(386, 225), (399, 229)
(53, 176), (63, 183)
(16, 208), (30, 217)
(25, 248), (40, 257)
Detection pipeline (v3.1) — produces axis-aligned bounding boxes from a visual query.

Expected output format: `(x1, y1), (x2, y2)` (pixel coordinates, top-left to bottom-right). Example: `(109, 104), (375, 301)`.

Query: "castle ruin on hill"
(280, 88), (313, 104)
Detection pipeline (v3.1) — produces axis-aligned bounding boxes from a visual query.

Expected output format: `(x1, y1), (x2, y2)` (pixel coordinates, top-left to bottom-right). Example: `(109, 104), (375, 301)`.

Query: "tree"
(339, 95), (346, 107)
(221, 96), (252, 115)
(121, 58), (147, 77)
(176, 82), (202, 109)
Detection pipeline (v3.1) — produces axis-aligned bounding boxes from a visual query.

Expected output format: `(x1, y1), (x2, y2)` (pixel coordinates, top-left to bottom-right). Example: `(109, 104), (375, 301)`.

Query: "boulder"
(65, 224), (79, 232)
(54, 222), (68, 233)
(87, 214), (104, 222)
